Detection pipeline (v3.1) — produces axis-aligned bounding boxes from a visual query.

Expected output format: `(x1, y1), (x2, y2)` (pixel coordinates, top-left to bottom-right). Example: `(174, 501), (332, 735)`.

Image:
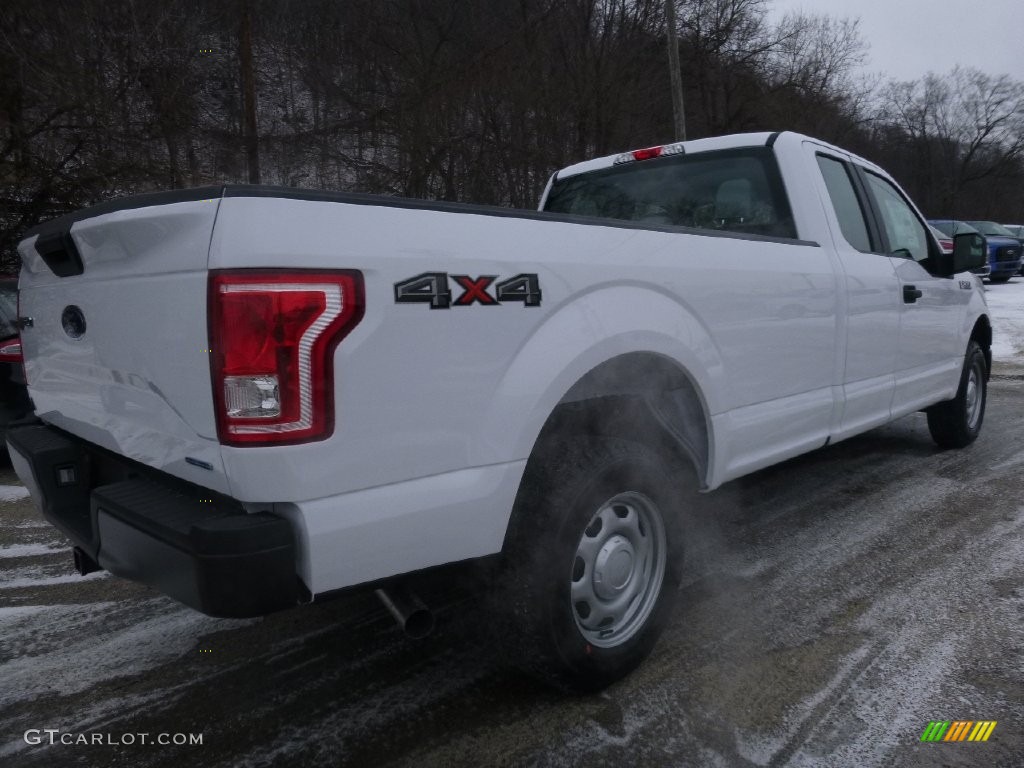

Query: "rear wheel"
(494, 438), (687, 692)
(927, 340), (987, 449)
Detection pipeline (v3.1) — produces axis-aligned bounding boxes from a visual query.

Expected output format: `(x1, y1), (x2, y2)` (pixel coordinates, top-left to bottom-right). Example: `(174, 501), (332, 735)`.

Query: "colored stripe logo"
(920, 721), (997, 742)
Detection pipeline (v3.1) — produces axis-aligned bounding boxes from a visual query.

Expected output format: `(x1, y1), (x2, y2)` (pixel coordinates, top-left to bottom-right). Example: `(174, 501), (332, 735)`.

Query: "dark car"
(0, 278), (32, 439)
(963, 221), (1024, 282)
(1000, 224), (1024, 274)
(930, 220), (1022, 282)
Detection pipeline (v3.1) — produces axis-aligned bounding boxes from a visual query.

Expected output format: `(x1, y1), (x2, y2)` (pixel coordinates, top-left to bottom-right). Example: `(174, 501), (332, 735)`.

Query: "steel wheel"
(570, 491), (667, 648)
(965, 364), (982, 431)
(927, 340), (987, 449)
(492, 438), (687, 691)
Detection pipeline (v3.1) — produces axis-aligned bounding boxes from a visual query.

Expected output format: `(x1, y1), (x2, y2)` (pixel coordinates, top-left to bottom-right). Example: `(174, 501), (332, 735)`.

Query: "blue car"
(930, 219), (1022, 282)
(1000, 224), (1024, 274)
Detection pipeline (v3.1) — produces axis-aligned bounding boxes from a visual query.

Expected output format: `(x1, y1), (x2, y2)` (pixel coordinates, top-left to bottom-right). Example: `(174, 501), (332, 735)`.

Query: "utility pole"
(665, 0), (687, 142)
(239, 0), (260, 183)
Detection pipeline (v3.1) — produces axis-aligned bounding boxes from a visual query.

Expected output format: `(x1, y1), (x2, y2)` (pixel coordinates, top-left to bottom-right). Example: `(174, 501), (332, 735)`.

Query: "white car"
(9, 131), (990, 691)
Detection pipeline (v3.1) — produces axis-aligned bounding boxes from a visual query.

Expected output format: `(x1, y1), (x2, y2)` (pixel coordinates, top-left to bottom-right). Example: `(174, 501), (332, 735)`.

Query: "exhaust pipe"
(72, 547), (101, 576)
(375, 584), (434, 640)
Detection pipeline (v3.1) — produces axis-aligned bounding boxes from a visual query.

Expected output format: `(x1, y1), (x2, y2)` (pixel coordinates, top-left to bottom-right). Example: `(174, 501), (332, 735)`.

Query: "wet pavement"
(2, 378), (1023, 767)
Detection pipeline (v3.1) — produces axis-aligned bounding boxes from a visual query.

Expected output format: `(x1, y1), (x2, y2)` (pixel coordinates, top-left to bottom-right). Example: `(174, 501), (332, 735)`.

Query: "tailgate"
(16, 193), (231, 494)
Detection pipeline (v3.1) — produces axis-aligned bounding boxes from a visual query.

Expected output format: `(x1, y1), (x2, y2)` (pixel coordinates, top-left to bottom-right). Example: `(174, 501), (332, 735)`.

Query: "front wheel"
(493, 438), (687, 692)
(926, 340), (987, 449)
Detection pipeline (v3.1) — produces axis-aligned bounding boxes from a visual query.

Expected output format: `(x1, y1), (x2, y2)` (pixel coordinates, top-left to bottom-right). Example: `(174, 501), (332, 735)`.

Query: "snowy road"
(984, 275), (1024, 371)
(2, 276), (1023, 767)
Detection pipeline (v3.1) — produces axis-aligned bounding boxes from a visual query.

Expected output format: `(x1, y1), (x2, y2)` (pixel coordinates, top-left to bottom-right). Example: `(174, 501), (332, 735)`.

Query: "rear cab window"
(544, 148), (797, 240)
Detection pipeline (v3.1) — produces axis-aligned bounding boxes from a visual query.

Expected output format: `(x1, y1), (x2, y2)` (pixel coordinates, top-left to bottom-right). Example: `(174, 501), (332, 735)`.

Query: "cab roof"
(552, 131), (884, 181)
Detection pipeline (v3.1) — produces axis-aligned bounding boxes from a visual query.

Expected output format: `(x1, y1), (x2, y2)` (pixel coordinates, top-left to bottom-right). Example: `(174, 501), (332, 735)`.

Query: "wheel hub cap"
(594, 535), (635, 598)
(569, 491), (668, 649)
(966, 369), (981, 429)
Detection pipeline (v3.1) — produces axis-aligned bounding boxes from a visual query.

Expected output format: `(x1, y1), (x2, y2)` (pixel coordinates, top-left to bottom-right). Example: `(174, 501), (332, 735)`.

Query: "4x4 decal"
(395, 272), (541, 309)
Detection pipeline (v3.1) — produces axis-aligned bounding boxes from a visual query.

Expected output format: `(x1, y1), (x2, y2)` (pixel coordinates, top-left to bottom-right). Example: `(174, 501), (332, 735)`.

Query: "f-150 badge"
(394, 272), (541, 309)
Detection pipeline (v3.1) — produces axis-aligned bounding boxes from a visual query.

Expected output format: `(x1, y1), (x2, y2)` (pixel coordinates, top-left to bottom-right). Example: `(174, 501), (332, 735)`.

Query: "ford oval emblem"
(61, 305), (86, 339)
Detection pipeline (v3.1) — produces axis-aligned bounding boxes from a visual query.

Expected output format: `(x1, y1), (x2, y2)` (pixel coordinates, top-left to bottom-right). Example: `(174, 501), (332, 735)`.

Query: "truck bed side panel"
(16, 200), (229, 493)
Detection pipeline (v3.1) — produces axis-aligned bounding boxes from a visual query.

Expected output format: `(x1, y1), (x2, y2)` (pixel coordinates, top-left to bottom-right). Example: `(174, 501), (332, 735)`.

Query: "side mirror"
(953, 232), (987, 273)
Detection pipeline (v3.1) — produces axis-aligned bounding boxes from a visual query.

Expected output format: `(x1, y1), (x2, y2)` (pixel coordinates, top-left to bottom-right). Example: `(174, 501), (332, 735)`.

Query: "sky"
(766, 0), (1024, 84)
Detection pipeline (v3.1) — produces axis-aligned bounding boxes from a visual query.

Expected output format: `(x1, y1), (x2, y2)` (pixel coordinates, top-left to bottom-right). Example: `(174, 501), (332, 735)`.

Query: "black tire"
(988, 275), (1011, 283)
(927, 340), (987, 449)
(493, 438), (687, 692)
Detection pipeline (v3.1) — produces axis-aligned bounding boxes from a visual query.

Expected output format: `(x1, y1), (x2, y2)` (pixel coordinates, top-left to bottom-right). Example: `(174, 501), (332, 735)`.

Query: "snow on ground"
(0, 569), (109, 590)
(0, 600), (252, 709)
(0, 543), (68, 559)
(0, 485), (31, 503)
(983, 276), (1024, 366)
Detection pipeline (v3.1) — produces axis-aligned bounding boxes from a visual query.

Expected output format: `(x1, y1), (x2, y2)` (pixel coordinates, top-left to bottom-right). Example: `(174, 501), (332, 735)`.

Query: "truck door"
(855, 170), (968, 416)
(812, 152), (901, 441)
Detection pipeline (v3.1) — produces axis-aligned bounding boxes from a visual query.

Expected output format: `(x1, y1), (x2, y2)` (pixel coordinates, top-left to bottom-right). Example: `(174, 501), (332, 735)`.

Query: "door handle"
(903, 285), (923, 303)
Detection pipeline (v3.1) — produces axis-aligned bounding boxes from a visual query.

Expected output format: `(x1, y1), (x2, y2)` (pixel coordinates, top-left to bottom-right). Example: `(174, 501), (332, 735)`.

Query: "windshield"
(966, 221), (1015, 237)
(544, 147), (797, 240)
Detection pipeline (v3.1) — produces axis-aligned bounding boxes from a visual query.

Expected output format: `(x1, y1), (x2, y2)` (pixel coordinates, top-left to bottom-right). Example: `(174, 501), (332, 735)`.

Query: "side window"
(862, 172), (930, 262)
(816, 155), (872, 252)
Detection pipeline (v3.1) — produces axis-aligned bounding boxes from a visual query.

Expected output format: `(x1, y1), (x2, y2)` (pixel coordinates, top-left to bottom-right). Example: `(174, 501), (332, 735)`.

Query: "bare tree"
(665, 0), (686, 140)
(238, 0), (260, 183)
(8, 0), (1020, 270)
(876, 67), (1024, 215)
(764, 11), (870, 139)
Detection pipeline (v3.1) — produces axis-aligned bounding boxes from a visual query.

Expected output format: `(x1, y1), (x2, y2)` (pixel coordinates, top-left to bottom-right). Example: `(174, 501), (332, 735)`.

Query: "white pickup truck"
(8, 131), (990, 691)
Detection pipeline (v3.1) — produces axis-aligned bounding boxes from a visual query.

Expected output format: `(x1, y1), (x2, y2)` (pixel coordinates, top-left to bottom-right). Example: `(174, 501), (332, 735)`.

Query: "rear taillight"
(209, 270), (364, 446)
(0, 338), (21, 363)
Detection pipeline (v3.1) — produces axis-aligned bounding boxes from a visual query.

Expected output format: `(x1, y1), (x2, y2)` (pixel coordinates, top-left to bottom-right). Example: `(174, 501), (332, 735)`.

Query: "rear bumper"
(6, 423), (300, 618)
(0, 360), (32, 439)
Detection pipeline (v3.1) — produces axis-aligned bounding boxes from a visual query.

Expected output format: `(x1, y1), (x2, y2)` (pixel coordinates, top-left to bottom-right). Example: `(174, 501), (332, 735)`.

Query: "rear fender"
(475, 285), (722, 479)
